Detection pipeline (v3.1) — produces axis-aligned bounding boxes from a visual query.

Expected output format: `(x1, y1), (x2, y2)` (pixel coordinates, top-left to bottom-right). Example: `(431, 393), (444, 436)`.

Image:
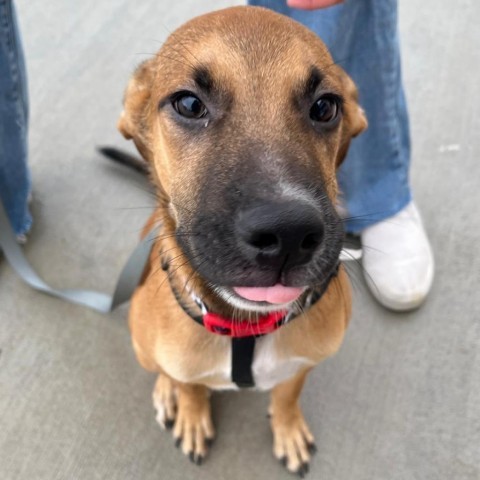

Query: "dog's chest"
(190, 334), (314, 391)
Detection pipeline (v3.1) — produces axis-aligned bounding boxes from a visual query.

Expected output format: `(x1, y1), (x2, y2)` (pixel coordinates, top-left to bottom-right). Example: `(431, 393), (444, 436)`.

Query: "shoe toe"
(360, 202), (434, 311)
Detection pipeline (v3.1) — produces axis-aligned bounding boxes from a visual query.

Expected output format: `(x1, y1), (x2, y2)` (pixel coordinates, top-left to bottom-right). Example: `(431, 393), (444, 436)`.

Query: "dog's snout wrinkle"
(236, 201), (324, 272)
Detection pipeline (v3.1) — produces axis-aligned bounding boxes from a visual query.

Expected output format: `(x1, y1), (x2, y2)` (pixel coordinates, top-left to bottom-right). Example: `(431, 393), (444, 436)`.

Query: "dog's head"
(119, 6), (366, 312)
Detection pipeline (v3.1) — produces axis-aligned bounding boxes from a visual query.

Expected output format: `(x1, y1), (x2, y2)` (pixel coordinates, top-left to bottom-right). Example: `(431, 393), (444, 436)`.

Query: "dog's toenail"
(205, 437), (214, 447)
(307, 442), (317, 455)
(297, 468), (306, 478)
(165, 419), (174, 430)
(188, 451), (195, 463)
(174, 437), (182, 448)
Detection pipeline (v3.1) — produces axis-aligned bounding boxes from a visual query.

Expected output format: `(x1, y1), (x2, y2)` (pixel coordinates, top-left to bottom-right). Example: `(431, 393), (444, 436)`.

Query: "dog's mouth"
(211, 284), (308, 313)
(232, 284), (305, 304)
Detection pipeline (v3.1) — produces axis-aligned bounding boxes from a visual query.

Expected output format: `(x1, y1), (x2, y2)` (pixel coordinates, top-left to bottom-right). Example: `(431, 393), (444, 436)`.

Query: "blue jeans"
(249, 0), (412, 233)
(0, 0), (31, 236)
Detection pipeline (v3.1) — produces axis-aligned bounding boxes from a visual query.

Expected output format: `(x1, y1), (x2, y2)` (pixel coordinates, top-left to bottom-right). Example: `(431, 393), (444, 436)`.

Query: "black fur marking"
(193, 66), (214, 94)
(304, 66), (324, 99)
(161, 257), (170, 271)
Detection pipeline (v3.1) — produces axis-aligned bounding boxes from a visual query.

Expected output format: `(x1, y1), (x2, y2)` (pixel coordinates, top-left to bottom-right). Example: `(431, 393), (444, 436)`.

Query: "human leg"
(0, 0), (31, 237)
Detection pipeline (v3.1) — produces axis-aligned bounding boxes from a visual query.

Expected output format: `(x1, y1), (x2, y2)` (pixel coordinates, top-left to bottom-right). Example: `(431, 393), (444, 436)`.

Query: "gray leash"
(0, 199), (156, 313)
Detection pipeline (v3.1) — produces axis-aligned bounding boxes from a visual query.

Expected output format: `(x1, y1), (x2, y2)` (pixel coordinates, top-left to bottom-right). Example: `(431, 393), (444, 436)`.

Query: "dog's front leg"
(269, 368), (316, 476)
(153, 373), (215, 465)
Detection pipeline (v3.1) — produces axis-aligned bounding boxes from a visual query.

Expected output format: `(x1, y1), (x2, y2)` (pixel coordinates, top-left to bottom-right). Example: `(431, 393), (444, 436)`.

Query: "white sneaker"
(360, 201), (434, 311)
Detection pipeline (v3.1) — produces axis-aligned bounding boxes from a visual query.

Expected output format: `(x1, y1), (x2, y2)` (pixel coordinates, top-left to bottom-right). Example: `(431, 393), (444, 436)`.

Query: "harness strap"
(231, 337), (256, 388)
(168, 280), (261, 388)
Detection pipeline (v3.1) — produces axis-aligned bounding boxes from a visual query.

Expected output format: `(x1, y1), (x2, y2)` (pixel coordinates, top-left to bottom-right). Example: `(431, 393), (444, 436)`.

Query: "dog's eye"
(310, 95), (340, 124)
(172, 93), (208, 119)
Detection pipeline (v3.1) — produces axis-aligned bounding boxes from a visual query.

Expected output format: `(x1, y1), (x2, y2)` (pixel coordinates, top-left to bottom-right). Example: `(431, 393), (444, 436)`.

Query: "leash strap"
(0, 199), (156, 313)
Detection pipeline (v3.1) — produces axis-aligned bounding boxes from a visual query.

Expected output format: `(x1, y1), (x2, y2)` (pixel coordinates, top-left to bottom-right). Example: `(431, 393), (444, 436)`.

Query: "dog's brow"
(304, 67), (324, 98)
(193, 66), (214, 94)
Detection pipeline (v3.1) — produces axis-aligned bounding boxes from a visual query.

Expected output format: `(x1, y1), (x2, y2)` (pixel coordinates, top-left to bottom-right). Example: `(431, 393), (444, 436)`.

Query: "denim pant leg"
(249, 0), (412, 233)
(0, 0), (31, 236)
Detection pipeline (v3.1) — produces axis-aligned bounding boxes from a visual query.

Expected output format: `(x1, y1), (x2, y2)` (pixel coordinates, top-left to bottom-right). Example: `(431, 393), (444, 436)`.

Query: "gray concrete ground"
(1, 1), (479, 479)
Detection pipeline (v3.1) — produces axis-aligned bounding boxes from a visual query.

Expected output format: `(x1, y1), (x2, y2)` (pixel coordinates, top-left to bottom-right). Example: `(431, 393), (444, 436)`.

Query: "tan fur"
(120, 6), (366, 474)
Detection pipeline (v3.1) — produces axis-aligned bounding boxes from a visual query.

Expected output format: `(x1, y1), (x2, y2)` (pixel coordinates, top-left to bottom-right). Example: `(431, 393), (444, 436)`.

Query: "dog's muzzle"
(179, 188), (343, 297)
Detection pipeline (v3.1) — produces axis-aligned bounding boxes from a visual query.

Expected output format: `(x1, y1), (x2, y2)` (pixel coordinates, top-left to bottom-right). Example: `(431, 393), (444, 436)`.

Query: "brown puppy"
(118, 6), (366, 476)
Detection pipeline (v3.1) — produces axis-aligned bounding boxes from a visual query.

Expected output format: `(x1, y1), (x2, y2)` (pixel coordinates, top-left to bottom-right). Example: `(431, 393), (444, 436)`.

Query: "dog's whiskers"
(181, 258), (209, 297)
(149, 22), (203, 70)
(137, 51), (197, 72)
(340, 248), (379, 296)
(153, 252), (205, 297)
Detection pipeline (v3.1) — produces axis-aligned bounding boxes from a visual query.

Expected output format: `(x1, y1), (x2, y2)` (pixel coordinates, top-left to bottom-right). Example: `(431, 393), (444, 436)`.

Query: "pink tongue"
(233, 284), (304, 304)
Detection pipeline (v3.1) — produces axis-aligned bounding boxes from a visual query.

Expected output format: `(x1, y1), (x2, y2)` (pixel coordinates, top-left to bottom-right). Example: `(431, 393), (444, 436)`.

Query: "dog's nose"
(236, 201), (324, 269)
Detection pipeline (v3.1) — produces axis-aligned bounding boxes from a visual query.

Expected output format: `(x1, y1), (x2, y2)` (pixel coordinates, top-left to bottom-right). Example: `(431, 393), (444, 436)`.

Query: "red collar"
(202, 309), (288, 338)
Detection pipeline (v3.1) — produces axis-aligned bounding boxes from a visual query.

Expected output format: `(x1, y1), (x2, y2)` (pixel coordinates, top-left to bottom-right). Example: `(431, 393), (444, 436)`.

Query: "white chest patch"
(251, 335), (314, 390)
(194, 334), (314, 391)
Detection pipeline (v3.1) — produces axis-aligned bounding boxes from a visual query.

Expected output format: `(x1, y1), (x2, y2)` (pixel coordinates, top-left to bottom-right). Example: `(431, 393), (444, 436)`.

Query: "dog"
(115, 6), (366, 476)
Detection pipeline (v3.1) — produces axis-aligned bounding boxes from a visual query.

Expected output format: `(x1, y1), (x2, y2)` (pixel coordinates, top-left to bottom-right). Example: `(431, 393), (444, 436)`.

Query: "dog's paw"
(153, 374), (177, 430)
(172, 388), (215, 465)
(270, 407), (316, 477)
(153, 376), (215, 465)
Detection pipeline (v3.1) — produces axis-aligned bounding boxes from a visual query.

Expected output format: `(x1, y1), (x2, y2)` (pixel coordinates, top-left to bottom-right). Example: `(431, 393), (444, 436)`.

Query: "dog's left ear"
(335, 70), (368, 167)
(117, 59), (155, 163)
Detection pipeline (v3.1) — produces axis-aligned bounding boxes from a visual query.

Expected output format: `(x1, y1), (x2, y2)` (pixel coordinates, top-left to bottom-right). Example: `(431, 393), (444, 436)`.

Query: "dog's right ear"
(333, 68), (368, 168)
(117, 59), (155, 162)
